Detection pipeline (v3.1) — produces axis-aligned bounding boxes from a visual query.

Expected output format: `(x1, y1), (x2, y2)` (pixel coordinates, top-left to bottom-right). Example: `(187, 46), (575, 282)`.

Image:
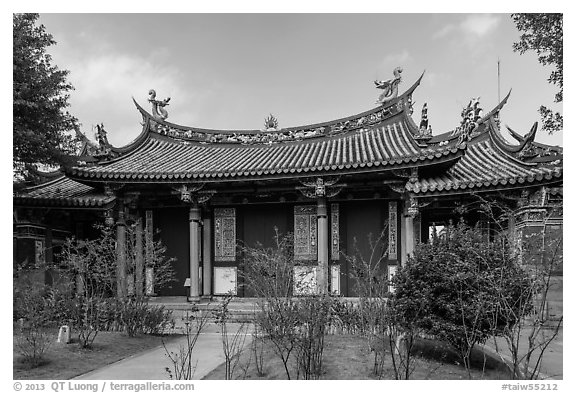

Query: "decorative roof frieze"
(135, 72), (423, 146)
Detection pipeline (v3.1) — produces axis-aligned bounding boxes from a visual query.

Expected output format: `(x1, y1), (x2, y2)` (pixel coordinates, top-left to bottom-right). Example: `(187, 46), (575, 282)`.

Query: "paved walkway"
(482, 327), (563, 380)
(74, 323), (252, 380)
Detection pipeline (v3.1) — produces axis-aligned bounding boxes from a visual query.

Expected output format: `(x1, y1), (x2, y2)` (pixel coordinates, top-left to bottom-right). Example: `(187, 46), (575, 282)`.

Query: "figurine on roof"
(95, 123), (110, 148)
(452, 97), (483, 143)
(375, 66), (403, 105)
(148, 89), (171, 120)
(419, 103), (428, 132)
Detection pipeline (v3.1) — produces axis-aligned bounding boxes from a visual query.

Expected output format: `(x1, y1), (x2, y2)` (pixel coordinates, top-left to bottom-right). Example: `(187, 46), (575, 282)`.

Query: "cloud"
(377, 50), (413, 77)
(433, 14), (500, 41)
(65, 54), (206, 146)
(460, 14), (500, 37)
(380, 50), (412, 66)
(432, 25), (456, 39)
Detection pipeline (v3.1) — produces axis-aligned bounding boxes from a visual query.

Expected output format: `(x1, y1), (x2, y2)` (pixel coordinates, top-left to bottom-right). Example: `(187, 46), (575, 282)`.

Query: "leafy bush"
(392, 222), (533, 377)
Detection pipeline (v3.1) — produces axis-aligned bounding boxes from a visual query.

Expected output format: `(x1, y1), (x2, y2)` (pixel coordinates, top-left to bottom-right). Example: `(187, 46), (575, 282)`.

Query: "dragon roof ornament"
(148, 89), (170, 120)
(375, 67), (403, 105)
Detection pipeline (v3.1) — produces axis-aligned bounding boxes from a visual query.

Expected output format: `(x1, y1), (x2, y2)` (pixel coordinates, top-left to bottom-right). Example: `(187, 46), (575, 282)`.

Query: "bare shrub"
(164, 309), (209, 380)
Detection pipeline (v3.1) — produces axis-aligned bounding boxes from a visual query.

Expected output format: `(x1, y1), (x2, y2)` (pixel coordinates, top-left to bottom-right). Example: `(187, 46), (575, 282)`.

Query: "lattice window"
(294, 206), (317, 261)
(214, 208), (236, 262)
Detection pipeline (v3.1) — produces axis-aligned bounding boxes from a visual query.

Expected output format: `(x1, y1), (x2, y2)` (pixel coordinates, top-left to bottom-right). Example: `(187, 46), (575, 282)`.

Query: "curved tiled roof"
(15, 74), (562, 205)
(407, 133), (562, 195)
(68, 113), (465, 183)
(14, 175), (114, 207)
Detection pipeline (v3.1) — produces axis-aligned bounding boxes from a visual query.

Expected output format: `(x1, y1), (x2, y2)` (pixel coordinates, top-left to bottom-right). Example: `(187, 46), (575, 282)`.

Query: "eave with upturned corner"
(14, 69), (563, 202)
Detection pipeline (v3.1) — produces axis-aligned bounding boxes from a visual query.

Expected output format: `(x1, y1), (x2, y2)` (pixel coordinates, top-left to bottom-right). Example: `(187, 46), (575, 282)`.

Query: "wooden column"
(189, 204), (201, 301)
(144, 210), (155, 296)
(202, 215), (212, 298)
(116, 209), (127, 299)
(135, 217), (144, 296)
(317, 197), (329, 294)
(403, 214), (415, 266)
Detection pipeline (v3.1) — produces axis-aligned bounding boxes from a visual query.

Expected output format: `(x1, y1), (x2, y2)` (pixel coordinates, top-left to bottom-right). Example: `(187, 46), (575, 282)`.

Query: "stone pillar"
(317, 197), (329, 295)
(189, 204), (201, 301)
(135, 218), (144, 296)
(116, 209), (127, 299)
(202, 215), (212, 298)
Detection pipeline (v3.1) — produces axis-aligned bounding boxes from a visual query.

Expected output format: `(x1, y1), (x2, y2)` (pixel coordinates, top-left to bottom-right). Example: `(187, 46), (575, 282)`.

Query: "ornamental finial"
(264, 114), (279, 131)
(374, 66), (403, 105)
(451, 97), (483, 143)
(148, 89), (171, 120)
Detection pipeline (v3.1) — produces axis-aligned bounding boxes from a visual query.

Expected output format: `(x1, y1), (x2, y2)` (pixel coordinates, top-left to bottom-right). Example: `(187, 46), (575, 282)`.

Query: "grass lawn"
(14, 329), (179, 380)
(203, 334), (510, 380)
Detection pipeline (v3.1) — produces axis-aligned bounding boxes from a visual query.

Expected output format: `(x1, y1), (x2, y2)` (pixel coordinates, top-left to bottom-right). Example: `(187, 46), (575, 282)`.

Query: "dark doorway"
(154, 208), (189, 296)
(343, 201), (386, 297)
(241, 204), (290, 296)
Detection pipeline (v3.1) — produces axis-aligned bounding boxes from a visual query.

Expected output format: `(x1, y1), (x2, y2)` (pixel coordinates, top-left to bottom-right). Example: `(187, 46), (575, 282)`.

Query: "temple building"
(13, 70), (563, 300)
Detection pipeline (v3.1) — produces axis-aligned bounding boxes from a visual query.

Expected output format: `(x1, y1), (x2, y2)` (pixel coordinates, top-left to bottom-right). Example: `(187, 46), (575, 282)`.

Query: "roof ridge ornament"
(375, 66), (403, 105)
(263, 114), (279, 131)
(451, 97), (483, 143)
(414, 103), (433, 142)
(503, 122), (557, 161)
(148, 89), (170, 120)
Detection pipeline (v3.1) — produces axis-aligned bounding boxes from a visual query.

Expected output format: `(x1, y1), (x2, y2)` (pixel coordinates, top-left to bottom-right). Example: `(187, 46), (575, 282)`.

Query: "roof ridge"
(131, 73), (425, 146)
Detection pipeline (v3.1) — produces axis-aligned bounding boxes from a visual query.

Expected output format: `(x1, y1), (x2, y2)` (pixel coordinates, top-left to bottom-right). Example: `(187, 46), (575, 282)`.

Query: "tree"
(13, 13), (79, 180)
(511, 13), (563, 133)
(392, 222), (533, 378)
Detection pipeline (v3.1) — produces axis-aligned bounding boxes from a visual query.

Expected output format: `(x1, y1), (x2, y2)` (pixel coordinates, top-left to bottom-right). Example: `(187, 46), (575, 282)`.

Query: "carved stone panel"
(388, 265), (397, 293)
(331, 265), (340, 295)
(35, 239), (45, 266)
(214, 266), (237, 295)
(388, 202), (398, 260)
(214, 208), (236, 262)
(294, 265), (318, 295)
(294, 206), (318, 261)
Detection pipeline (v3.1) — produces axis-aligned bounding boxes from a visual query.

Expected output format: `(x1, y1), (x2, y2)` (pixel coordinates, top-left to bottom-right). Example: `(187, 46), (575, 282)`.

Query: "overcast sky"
(33, 13), (563, 148)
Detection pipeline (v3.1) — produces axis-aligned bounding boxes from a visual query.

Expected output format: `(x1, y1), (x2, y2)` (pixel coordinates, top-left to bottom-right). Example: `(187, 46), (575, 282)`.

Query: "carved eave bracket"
(173, 183), (216, 205)
(387, 181), (408, 194)
(391, 167), (418, 183)
(297, 176), (345, 199)
(104, 183), (126, 198)
(406, 194), (432, 218)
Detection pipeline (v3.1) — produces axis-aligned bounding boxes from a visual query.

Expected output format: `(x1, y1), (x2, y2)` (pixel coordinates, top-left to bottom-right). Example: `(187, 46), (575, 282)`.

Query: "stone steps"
(148, 296), (260, 323)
